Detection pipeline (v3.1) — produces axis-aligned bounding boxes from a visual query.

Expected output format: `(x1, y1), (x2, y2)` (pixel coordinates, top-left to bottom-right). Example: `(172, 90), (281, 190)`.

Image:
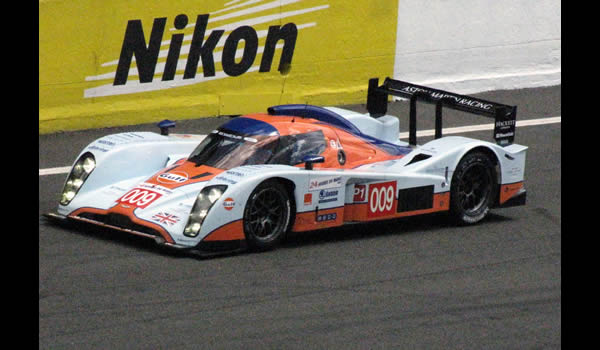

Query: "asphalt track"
(39, 86), (561, 349)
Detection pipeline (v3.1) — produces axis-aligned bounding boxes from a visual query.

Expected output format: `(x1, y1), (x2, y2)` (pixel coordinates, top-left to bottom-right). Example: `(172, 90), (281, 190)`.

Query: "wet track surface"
(39, 86), (560, 349)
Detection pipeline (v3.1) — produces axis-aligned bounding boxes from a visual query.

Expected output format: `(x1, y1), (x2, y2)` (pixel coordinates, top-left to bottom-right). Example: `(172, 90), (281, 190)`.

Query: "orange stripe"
(499, 182), (524, 204)
(291, 207), (345, 232)
(202, 220), (245, 241)
(344, 192), (450, 222)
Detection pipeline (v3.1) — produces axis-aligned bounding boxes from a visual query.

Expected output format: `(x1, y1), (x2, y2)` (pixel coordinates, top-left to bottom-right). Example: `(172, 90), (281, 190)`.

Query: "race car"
(45, 78), (527, 255)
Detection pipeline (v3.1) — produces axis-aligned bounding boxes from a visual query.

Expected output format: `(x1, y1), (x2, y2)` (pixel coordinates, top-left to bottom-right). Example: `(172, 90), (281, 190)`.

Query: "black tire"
(243, 180), (292, 250)
(450, 151), (497, 225)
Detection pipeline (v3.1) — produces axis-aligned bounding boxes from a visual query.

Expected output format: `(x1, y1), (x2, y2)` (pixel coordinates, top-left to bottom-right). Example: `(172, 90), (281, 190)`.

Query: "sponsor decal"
(367, 181), (397, 218)
(118, 187), (163, 209)
(88, 145), (109, 153)
(308, 176), (342, 191)
(113, 14), (297, 84)
(303, 193), (312, 206)
(317, 213), (337, 222)
(151, 212), (180, 226)
(353, 184), (366, 202)
(400, 86), (493, 111)
(157, 171), (189, 184)
(496, 120), (516, 127)
(493, 109), (515, 143)
(215, 175), (237, 185)
(225, 170), (245, 177)
(216, 130), (260, 143)
(97, 139), (116, 147)
(223, 197), (235, 211)
(329, 139), (343, 149)
(318, 189), (338, 204)
(507, 166), (522, 176)
(138, 182), (173, 195)
(82, 2), (332, 98)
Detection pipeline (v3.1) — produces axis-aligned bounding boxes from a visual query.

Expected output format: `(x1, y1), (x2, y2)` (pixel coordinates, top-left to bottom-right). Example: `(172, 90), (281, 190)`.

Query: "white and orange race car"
(46, 78), (527, 256)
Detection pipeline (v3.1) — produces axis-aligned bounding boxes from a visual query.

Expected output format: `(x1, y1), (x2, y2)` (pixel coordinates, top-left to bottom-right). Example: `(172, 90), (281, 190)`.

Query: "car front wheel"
(243, 180), (291, 250)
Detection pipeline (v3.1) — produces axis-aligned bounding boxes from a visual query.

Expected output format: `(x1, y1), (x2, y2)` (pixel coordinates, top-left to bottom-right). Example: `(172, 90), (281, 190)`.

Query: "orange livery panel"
(345, 190), (450, 222)
(499, 182), (524, 205)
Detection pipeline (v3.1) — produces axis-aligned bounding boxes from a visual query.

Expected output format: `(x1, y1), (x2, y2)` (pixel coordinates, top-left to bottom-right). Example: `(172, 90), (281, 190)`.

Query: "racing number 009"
(370, 186), (394, 213)
(367, 181), (397, 218)
(118, 188), (162, 209)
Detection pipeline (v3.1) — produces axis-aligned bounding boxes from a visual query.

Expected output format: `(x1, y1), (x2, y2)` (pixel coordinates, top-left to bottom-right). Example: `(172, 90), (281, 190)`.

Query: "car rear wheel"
(243, 180), (291, 250)
(450, 151), (497, 225)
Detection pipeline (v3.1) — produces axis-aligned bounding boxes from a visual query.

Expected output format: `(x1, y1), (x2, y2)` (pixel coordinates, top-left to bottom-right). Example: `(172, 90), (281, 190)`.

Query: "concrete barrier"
(393, 0), (560, 94)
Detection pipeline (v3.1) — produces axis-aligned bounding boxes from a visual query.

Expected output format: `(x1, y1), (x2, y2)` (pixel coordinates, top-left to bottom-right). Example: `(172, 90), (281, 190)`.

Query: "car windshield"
(188, 130), (278, 169)
(188, 129), (327, 170)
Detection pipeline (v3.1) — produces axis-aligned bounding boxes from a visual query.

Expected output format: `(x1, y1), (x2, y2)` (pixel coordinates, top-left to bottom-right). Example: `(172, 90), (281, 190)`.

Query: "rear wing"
(367, 77), (517, 146)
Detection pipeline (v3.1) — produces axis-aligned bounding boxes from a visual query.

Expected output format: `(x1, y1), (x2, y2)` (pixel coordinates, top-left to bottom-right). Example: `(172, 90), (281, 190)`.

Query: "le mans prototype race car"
(46, 78), (527, 256)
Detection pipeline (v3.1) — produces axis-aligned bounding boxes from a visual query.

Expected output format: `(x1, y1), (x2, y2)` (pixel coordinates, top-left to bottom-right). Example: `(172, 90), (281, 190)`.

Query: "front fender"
(196, 165), (304, 242)
(66, 132), (200, 197)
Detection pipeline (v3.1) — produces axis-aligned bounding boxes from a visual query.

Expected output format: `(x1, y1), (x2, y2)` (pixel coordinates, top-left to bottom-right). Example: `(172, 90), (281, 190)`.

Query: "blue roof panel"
(267, 104), (362, 135)
(268, 104), (412, 156)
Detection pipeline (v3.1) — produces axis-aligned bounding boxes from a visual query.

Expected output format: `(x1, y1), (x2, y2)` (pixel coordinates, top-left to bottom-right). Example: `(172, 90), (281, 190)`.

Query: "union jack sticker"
(151, 212), (180, 226)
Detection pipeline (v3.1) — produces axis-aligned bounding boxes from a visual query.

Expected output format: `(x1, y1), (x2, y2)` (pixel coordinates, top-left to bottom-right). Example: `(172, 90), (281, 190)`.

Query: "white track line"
(39, 166), (73, 176)
(39, 116), (560, 176)
(399, 116), (561, 139)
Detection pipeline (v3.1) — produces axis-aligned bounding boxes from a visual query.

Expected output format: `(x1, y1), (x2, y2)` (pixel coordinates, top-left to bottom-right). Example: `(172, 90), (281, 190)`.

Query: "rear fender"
(418, 136), (527, 187)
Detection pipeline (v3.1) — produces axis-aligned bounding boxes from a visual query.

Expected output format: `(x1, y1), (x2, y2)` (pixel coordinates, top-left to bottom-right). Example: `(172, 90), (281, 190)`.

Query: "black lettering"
(259, 23), (298, 73)
(114, 18), (166, 85)
(162, 14), (188, 81)
(184, 14), (224, 79)
(222, 26), (258, 77)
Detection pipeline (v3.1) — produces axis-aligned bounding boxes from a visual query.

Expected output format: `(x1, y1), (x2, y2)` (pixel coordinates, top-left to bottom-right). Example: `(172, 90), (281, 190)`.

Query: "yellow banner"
(39, 0), (398, 133)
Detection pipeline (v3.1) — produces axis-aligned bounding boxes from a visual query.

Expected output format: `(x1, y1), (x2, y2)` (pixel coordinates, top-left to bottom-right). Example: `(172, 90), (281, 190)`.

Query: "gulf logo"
(157, 171), (188, 184)
(223, 197), (235, 211)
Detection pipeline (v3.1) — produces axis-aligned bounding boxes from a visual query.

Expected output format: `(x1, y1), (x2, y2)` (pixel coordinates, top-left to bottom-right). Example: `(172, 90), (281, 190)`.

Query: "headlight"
(183, 185), (227, 237)
(60, 152), (96, 206)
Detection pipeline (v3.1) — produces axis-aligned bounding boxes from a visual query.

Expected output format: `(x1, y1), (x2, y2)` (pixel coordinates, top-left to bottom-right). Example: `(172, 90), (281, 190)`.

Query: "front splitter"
(43, 212), (247, 258)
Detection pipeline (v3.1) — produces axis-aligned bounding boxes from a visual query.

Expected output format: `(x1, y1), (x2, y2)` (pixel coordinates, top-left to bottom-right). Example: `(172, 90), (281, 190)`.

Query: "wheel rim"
(456, 163), (492, 213)
(246, 188), (288, 241)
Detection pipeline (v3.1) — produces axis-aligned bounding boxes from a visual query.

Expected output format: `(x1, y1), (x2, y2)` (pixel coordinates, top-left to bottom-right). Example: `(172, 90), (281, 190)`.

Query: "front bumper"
(45, 212), (189, 249)
(43, 212), (247, 257)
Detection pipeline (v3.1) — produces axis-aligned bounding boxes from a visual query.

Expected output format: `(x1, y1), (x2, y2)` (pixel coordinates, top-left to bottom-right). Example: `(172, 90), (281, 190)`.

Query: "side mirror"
(302, 155), (324, 170)
(157, 119), (176, 135)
